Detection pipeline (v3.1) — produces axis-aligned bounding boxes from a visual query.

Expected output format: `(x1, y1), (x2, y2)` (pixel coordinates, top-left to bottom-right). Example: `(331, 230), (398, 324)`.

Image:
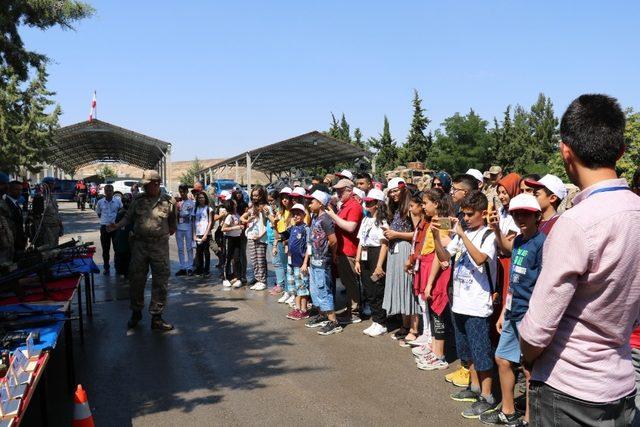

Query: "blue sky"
(22, 0), (640, 161)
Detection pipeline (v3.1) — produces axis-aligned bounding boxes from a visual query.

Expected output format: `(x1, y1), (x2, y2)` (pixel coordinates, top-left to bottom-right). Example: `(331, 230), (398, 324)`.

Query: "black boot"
(127, 311), (142, 329)
(151, 315), (174, 331)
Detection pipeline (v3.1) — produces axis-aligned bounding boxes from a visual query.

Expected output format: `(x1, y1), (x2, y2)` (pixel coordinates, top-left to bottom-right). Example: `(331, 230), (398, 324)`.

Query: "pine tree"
(179, 158), (204, 185)
(339, 113), (351, 143)
(368, 116), (398, 173)
(399, 89), (431, 165)
(529, 93), (559, 166)
(353, 127), (365, 149)
(327, 113), (341, 140)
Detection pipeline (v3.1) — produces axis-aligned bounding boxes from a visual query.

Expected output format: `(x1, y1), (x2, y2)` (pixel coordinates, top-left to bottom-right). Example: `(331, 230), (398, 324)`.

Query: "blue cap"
(0, 172), (9, 184)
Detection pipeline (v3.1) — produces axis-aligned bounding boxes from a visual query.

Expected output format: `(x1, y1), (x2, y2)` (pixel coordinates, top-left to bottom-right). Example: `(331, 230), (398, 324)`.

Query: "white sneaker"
(253, 282), (267, 291)
(223, 280), (232, 288)
(232, 279), (244, 288)
(368, 322), (388, 337)
(411, 344), (433, 358)
(285, 294), (295, 306)
(362, 324), (375, 335)
(278, 292), (290, 303)
(249, 283), (258, 290)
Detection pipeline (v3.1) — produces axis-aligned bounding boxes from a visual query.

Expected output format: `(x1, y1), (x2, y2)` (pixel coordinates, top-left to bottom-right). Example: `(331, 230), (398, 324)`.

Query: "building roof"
(199, 131), (371, 175)
(51, 119), (171, 173)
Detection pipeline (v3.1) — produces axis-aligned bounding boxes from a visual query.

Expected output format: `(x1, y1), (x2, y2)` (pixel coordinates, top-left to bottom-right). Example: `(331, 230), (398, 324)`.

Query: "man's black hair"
(452, 174), (478, 191)
(355, 172), (372, 182)
(460, 190), (488, 212)
(9, 180), (21, 186)
(560, 94), (625, 169)
(178, 184), (189, 192)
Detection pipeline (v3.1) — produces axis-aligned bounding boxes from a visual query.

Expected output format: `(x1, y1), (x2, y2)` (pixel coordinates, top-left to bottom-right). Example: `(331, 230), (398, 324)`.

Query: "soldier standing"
(108, 170), (176, 331)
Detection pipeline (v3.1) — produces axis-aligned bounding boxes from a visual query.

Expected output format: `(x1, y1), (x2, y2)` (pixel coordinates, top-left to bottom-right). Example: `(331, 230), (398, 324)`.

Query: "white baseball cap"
(292, 187), (307, 197)
(524, 174), (568, 200)
(364, 188), (385, 202)
(466, 168), (484, 183)
(279, 186), (292, 195)
(509, 193), (541, 213)
(336, 169), (354, 181)
(387, 177), (406, 190)
(310, 190), (331, 206)
(290, 203), (306, 213)
(218, 190), (232, 200)
(352, 188), (365, 200)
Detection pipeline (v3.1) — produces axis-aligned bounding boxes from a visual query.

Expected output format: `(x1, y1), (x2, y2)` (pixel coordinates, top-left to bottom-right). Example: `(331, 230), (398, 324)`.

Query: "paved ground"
(23, 202), (482, 426)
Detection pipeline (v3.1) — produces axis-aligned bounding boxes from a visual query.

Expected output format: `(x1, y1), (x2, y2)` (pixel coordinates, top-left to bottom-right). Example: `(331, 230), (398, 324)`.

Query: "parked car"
(211, 179), (249, 202)
(102, 179), (140, 197)
(41, 177), (77, 201)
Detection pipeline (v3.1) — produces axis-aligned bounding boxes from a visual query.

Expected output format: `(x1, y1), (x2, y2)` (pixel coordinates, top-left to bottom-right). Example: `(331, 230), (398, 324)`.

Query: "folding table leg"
(64, 314), (76, 392)
(76, 285), (84, 344)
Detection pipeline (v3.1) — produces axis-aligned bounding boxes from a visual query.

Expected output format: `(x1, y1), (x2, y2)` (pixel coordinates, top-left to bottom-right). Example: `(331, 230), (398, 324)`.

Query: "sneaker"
(232, 279), (244, 288)
(337, 314), (362, 325)
(298, 310), (310, 319)
(223, 280), (232, 288)
(409, 334), (431, 347)
(151, 315), (174, 331)
(278, 292), (291, 303)
(367, 322), (387, 337)
(127, 311), (142, 329)
(187, 269), (194, 276)
(480, 410), (521, 425)
(305, 314), (329, 328)
(415, 351), (437, 366)
(269, 285), (283, 295)
(285, 294), (295, 305)
(286, 309), (301, 320)
(362, 324), (376, 335)
(450, 387), (479, 403)
(175, 269), (187, 277)
(317, 321), (343, 336)
(446, 366), (471, 387)
(411, 344), (433, 358)
(249, 283), (259, 290)
(391, 329), (408, 340)
(253, 282), (267, 291)
(462, 396), (496, 419)
(417, 357), (449, 371)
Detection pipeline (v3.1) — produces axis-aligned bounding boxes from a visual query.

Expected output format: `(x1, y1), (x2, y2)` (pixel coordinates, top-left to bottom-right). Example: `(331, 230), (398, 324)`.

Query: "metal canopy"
(51, 119), (172, 179)
(202, 131), (371, 175)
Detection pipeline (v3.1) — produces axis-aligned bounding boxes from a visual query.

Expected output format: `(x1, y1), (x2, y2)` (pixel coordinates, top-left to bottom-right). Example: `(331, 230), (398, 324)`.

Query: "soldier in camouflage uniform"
(108, 170), (176, 331)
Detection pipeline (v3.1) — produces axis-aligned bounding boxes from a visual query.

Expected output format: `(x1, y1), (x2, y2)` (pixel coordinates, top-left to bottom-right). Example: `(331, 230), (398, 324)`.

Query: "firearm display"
(0, 238), (93, 299)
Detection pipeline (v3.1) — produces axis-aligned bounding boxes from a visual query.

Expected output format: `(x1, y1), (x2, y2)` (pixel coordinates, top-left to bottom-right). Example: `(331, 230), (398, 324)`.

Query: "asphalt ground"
(20, 202), (502, 426)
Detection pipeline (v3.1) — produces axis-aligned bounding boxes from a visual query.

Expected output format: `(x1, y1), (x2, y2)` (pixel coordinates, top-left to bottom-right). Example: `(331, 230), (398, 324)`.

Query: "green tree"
(339, 113), (351, 143)
(353, 127), (365, 150)
(326, 113), (342, 141)
(618, 109), (640, 182)
(179, 158), (204, 186)
(398, 89), (431, 165)
(0, 66), (61, 174)
(368, 116), (398, 173)
(430, 109), (491, 175)
(0, 0), (95, 81)
(96, 165), (117, 180)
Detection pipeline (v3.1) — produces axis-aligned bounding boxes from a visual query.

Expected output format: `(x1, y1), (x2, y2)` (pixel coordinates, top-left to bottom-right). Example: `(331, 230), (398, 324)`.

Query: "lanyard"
(586, 186), (630, 199)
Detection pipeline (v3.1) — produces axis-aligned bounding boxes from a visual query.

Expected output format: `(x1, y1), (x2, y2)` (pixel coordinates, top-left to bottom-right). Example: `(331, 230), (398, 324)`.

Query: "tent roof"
(51, 119), (171, 172)
(200, 131), (371, 174)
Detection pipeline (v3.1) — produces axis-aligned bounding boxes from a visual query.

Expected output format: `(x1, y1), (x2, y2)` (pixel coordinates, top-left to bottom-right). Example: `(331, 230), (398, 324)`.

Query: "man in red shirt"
(326, 178), (363, 324)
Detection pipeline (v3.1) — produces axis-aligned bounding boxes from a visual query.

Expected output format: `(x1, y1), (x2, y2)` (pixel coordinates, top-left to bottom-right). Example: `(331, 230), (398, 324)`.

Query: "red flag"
(89, 91), (97, 122)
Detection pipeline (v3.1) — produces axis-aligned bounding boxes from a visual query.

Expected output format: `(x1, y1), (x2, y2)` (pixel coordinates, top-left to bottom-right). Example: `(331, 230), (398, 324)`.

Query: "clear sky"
(21, 0), (640, 161)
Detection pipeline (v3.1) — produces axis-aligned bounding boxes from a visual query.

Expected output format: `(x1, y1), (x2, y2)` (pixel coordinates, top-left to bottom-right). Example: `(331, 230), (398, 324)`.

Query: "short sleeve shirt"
(356, 217), (388, 247)
(335, 197), (363, 257)
(505, 232), (546, 321)
(446, 226), (497, 317)
(223, 213), (242, 237)
(287, 224), (311, 267)
(310, 212), (335, 267)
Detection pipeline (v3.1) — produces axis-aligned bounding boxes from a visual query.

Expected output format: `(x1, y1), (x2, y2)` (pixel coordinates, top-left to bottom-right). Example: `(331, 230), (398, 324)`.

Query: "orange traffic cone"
(73, 384), (95, 427)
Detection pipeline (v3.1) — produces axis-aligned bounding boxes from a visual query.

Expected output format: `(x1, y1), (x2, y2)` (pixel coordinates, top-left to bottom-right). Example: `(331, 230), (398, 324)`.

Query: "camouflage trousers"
(129, 237), (170, 315)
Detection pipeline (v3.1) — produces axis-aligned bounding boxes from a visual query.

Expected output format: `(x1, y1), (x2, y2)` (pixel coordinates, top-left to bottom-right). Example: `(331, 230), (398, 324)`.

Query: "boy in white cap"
(481, 193), (545, 426)
(282, 203), (312, 320)
(524, 174), (567, 235)
(304, 190), (343, 336)
(466, 169), (485, 190)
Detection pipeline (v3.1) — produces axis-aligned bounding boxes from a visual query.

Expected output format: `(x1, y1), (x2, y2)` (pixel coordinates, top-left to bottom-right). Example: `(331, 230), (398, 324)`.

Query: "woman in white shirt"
(354, 188), (389, 337)
(221, 199), (245, 288)
(193, 192), (213, 277)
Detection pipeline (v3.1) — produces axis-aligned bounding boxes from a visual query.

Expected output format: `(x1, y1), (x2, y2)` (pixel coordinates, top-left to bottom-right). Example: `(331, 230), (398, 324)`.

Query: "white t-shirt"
(357, 217), (388, 247)
(194, 206), (212, 236)
(446, 226), (497, 317)
(499, 206), (520, 236)
(223, 213), (242, 237)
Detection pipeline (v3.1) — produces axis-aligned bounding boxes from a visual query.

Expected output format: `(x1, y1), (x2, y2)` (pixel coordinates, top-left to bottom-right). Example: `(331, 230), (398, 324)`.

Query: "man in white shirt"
(95, 184), (122, 275)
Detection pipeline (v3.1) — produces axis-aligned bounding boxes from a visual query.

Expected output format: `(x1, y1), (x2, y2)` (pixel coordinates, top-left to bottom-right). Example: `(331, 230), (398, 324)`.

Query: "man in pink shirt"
(519, 94), (639, 426)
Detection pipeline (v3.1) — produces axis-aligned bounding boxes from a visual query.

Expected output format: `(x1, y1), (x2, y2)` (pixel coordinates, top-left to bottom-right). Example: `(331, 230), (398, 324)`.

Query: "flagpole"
(94, 90), (97, 120)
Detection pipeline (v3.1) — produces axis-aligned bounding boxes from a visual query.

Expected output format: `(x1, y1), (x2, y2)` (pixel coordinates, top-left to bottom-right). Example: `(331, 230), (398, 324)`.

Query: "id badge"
(361, 249), (368, 261)
(393, 244), (400, 254)
(178, 217), (184, 224)
(288, 256), (292, 265)
(505, 290), (513, 310)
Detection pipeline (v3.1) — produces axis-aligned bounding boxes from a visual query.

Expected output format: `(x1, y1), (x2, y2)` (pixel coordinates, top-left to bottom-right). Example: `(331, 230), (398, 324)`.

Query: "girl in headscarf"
(431, 171), (452, 194)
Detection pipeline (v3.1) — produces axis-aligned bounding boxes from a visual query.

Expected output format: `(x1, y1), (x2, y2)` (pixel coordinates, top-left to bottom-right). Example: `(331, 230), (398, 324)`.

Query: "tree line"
(326, 91), (640, 183)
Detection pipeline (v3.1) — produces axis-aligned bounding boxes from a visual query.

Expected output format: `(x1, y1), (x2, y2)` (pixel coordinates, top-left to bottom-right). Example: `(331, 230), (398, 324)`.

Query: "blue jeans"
(271, 241), (287, 287)
(309, 264), (334, 312)
(495, 319), (521, 364)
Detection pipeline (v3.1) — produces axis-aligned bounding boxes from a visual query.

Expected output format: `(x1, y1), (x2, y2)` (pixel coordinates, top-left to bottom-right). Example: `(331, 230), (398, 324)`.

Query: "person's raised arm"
(326, 205), (358, 233)
(454, 219), (489, 266)
(431, 219), (452, 263)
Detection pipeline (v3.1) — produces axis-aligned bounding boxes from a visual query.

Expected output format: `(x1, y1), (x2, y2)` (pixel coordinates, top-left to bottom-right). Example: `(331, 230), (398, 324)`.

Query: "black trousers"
(224, 236), (243, 281)
(359, 246), (386, 324)
(529, 381), (635, 427)
(239, 234), (248, 282)
(195, 234), (211, 273)
(100, 225), (116, 268)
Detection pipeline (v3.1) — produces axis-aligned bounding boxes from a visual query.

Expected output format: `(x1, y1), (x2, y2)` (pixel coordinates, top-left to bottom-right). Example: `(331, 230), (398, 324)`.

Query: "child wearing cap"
(525, 174), (566, 235)
(304, 190), (342, 336)
(480, 193), (545, 426)
(281, 204), (312, 320)
(355, 188), (389, 337)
